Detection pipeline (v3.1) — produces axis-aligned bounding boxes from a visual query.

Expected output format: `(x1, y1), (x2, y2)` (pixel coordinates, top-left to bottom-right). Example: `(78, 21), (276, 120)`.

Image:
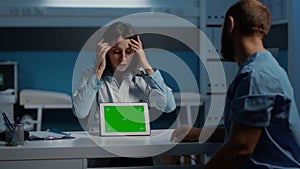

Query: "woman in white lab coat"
(72, 22), (176, 132)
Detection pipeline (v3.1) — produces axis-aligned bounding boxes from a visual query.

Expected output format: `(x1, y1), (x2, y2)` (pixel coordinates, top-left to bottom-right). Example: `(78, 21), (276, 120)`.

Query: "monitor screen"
(100, 103), (150, 136)
(104, 105), (146, 132)
(0, 64), (15, 91)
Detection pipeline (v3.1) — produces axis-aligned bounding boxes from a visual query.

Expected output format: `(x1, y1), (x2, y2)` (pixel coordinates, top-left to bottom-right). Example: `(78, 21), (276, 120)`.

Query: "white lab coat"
(72, 66), (176, 131)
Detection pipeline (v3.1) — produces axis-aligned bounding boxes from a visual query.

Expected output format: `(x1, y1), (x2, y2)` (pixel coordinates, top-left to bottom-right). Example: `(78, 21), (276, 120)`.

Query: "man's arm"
(203, 122), (263, 169)
(170, 125), (225, 143)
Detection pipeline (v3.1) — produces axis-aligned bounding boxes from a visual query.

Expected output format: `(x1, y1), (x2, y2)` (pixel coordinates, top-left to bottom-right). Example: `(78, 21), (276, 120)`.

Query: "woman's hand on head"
(129, 35), (143, 53)
(130, 35), (154, 74)
(95, 39), (111, 79)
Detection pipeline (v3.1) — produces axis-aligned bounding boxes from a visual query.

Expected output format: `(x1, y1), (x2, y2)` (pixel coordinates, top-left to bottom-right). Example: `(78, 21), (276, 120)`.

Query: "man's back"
(225, 50), (300, 168)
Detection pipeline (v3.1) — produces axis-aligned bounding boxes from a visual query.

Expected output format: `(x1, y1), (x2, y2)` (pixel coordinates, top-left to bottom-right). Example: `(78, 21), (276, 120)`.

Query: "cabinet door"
(0, 159), (84, 169)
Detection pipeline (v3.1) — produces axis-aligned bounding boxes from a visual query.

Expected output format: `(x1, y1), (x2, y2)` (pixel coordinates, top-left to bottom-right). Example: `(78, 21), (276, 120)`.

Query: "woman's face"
(108, 37), (135, 72)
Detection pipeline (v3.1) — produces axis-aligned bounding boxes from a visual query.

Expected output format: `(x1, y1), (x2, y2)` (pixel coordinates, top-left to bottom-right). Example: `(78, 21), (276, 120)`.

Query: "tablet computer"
(99, 103), (150, 136)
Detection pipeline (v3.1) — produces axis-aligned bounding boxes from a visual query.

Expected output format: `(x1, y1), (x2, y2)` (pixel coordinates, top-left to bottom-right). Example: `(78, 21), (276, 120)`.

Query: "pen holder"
(5, 123), (24, 146)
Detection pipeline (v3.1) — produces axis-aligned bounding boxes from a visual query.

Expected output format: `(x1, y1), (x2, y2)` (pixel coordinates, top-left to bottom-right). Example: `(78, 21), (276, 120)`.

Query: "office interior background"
(0, 0), (299, 132)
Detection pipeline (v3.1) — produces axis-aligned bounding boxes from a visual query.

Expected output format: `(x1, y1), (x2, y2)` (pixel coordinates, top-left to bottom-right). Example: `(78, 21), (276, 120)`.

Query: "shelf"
(272, 19), (288, 25)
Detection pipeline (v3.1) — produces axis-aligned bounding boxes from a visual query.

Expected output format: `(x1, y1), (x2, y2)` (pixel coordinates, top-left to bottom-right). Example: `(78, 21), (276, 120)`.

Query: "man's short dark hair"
(225, 0), (272, 39)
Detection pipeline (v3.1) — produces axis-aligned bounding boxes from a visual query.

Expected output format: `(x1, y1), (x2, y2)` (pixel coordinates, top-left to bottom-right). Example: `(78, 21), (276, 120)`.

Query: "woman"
(72, 22), (176, 132)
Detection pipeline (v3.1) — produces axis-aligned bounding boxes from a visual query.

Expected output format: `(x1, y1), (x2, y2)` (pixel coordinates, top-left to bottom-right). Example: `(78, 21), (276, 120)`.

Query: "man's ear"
(227, 16), (235, 33)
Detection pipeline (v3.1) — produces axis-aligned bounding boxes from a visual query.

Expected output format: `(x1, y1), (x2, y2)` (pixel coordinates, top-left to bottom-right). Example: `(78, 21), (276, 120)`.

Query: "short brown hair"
(225, 0), (272, 38)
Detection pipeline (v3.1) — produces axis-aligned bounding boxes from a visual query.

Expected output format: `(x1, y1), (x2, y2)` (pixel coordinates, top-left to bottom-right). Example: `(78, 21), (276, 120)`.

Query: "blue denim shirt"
(224, 51), (300, 169)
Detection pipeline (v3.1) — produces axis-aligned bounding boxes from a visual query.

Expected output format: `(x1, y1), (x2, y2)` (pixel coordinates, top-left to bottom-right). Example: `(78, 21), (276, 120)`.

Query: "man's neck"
(234, 36), (266, 67)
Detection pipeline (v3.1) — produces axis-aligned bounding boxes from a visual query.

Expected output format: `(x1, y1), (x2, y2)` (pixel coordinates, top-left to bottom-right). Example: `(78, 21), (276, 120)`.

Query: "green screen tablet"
(100, 103), (150, 136)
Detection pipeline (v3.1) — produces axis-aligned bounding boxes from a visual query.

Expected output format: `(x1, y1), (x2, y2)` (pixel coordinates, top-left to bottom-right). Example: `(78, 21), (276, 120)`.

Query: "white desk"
(0, 129), (221, 169)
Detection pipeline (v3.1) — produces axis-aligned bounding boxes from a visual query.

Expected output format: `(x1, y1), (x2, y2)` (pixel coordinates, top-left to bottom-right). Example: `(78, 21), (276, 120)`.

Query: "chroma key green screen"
(104, 105), (146, 132)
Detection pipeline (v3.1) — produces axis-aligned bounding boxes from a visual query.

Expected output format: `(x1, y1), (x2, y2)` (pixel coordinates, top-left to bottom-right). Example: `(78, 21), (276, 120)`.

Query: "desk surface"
(0, 129), (221, 161)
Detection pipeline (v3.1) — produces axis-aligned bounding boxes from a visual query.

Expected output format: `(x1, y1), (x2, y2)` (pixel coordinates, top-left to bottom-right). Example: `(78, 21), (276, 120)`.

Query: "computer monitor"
(0, 62), (17, 101)
(0, 62), (17, 130)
